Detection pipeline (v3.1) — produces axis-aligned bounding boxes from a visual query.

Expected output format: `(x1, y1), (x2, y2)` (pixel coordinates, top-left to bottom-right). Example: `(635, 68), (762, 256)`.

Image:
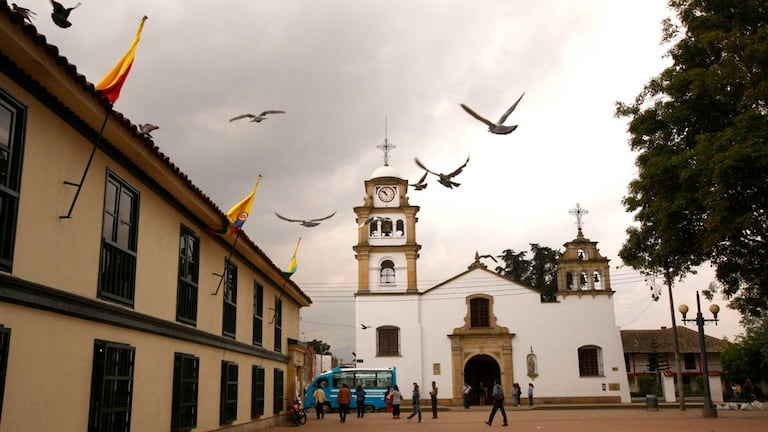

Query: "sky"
(19, 0), (746, 362)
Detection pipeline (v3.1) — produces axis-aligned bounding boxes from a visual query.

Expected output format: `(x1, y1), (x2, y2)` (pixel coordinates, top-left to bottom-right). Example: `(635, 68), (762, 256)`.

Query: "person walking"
(391, 385), (403, 419)
(355, 384), (367, 418)
(485, 379), (508, 427)
(462, 381), (472, 409)
(527, 383), (535, 408)
(406, 383), (423, 423)
(479, 381), (489, 406)
(429, 381), (439, 419)
(337, 383), (351, 423)
(312, 385), (326, 419)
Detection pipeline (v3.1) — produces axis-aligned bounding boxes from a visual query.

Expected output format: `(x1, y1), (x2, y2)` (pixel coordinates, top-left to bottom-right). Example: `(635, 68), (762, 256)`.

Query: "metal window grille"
(220, 361), (238, 425)
(99, 174), (139, 306)
(578, 347), (600, 376)
(88, 340), (135, 432)
(251, 366), (265, 418)
(0, 90), (26, 273)
(273, 297), (282, 352)
(171, 353), (199, 431)
(377, 326), (400, 356)
(253, 283), (263, 346)
(176, 228), (199, 325)
(273, 369), (284, 415)
(222, 260), (237, 338)
(0, 325), (11, 420)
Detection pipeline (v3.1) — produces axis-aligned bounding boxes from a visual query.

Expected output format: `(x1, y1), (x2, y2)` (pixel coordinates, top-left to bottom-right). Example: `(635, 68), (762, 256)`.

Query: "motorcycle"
(288, 400), (307, 426)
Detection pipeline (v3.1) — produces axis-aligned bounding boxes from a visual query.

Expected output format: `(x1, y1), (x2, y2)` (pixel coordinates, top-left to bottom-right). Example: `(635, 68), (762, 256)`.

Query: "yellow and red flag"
(95, 16), (148, 103)
(213, 176), (262, 236)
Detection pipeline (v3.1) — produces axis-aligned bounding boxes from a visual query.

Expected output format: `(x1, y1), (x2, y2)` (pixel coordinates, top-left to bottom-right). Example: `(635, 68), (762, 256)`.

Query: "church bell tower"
(352, 135), (421, 293)
(556, 203), (613, 296)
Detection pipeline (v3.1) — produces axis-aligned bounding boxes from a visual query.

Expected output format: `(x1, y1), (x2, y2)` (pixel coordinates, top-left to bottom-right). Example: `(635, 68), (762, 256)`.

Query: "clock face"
(377, 186), (396, 203)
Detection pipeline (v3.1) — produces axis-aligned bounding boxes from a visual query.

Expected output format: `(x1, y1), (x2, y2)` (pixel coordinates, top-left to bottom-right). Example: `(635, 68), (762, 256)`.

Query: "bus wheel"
(365, 405), (376, 413)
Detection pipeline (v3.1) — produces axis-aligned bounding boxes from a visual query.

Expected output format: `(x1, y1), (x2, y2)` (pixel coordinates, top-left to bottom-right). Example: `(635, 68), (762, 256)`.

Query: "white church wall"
(355, 293), (423, 389)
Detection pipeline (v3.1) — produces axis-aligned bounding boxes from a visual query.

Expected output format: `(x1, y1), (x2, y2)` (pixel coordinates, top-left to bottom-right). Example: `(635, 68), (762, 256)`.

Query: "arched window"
(381, 218), (393, 237)
(395, 220), (405, 237)
(577, 249), (588, 260)
(470, 297), (490, 327)
(580, 272), (589, 289)
(593, 271), (603, 290)
(578, 345), (603, 376)
(377, 326), (400, 356)
(566, 272), (574, 290)
(380, 260), (395, 284)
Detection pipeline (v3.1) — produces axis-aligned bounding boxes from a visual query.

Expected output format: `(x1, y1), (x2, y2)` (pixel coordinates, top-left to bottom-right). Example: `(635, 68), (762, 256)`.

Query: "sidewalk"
(270, 406), (768, 432)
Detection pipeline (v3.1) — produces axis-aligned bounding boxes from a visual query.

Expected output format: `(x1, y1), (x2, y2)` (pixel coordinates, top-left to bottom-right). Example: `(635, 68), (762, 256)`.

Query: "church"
(352, 159), (631, 405)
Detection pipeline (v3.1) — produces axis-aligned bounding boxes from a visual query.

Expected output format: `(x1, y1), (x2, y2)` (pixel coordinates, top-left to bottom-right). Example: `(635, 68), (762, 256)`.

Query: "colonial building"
(1, 4), (310, 431)
(353, 161), (631, 405)
(621, 326), (727, 403)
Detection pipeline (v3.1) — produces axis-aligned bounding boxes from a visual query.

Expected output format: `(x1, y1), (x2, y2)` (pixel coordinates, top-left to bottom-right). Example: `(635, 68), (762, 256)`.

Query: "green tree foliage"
(615, 0), (768, 318)
(721, 314), (768, 387)
(308, 339), (332, 355)
(495, 244), (560, 301)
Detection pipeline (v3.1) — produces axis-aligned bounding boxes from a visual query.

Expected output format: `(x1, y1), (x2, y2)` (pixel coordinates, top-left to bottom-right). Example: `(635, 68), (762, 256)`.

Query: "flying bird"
(50, 1), (80, 28)
(360, 324), (370, 330)
(460, 92), (525, 135)
(275, 211), (336, 228)
(138, 123), (159, 137)
(409, 171), (429, 191)
(229, 110), (286, 123)
(358, 216), (391, 228)
(11, 3), (36, 24)
(477, 253), (498, 263)
(414, 155), (470, 189)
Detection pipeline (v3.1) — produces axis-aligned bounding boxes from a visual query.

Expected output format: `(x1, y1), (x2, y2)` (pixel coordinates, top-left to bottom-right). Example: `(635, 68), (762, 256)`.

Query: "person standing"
(479, 381), (489, 405)
(462, 381), (472, 409)
(485, 379), (508, 427)
(512, 383), (521, 407)
(406, 383), (423, 423)
(527, 383), (535, 408)
(355, 384), (367, 418)
(429, 381), (439, 419)
(312, 385), (326, 419)
(391, 385), (403, 419)
(337, 383), (351, 423)
(385, 385), (393, 413)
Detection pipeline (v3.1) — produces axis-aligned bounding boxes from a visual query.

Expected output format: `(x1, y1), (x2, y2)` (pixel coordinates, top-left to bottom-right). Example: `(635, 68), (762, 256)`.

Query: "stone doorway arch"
(464, 354), (500, 405)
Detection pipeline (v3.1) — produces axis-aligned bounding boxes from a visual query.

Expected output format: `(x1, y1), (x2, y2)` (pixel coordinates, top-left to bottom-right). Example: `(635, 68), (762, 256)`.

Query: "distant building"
(353, 162), (631, 405)
(621, 326), (728, 402)
(1, 5), (310, 431)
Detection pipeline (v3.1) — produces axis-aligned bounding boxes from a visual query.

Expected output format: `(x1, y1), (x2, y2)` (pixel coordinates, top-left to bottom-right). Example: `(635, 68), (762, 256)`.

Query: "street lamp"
(678, 291), (720, 419)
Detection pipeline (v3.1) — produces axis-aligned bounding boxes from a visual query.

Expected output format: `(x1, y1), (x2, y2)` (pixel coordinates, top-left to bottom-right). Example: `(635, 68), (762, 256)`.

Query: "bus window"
(333, 371), (354, 388)
(355, 371), (377, 388)
(377, 371), (393, 388)
(318, 377), (328, 389)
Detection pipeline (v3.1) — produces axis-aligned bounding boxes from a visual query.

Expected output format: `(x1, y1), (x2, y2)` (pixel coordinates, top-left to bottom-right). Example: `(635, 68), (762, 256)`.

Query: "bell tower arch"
(557, 203), (612, 296)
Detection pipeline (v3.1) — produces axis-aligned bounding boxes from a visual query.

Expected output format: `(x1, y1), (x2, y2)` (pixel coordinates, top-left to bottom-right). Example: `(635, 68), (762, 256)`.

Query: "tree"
(495, 244), (560, 301)
(615, 0), (768, 319)
(308, 339), (332, 356)
(721, 313), (768, 389)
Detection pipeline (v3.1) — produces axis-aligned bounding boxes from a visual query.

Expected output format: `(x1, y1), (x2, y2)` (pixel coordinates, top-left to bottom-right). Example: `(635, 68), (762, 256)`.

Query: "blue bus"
(303, 367), (396, 412)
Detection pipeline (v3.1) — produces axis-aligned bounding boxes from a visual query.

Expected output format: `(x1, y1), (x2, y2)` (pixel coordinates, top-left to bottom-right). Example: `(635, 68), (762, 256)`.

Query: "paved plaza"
(268, 406), (768, 432)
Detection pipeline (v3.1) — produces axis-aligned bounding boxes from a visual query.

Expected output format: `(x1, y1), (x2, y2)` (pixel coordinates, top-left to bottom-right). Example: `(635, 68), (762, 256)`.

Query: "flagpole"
(60, 107), (112, 219)
(212, 230), (242, 296)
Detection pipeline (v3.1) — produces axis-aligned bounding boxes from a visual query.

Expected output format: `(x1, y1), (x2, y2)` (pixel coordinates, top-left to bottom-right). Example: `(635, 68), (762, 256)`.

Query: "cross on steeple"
(376, 118), (396, 166)
(569, 203), (588, 236)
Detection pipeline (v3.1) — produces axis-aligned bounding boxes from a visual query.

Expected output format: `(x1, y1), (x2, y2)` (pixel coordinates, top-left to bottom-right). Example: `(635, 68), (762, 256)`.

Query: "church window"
(579, 272), (589, 289)
(470, 298), (490, 328)
(395, 220), (404, 237)
(593, 271), (603, 290)
(380, 260), (395, 284)
(566, 272), (574, 290)
(578, 345), (603, 376)
(369, 222), (377, 237)
(577, 249), (587, 260)
(381, 218), (393, 237)
(376, 326), (400, 356)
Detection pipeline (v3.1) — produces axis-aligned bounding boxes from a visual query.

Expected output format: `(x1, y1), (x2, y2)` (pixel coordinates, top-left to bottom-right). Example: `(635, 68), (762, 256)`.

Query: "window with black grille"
(379, 260), (395, 284)
(273, 296), (282, 352)
(222, 260), (237, 338)
(251, 366), (265, 418)
(470, 298), (490, 327)
(376, 326), (400, 356)
(171, 353), (198, 431)
(253, 282), (263, 346)
(88, 340), (135, 432)
(176, 226), (199, 325)
(0, 324), (11, 421)
(99, 172), (139, 306)
(273, 368), (284, 415)
(578, 345), (603, 376)
(683, 352), (697, 370)
(220, 361), (238, 425)
(0, 90), (26, 273)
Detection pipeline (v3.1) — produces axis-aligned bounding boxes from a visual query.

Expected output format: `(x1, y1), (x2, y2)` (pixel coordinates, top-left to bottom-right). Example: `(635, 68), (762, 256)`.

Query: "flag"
(95, 16), (148, 103)
(215, 176), (262, 236)
(284, 237), (302, 278)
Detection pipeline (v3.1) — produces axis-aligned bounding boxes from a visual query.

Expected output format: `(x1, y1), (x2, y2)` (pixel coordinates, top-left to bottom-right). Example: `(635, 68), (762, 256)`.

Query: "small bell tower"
(556, 204), (612, 296)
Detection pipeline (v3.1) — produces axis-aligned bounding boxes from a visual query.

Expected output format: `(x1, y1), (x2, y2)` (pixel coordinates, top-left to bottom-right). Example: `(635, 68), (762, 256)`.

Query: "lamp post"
(678, 291), (720, 418)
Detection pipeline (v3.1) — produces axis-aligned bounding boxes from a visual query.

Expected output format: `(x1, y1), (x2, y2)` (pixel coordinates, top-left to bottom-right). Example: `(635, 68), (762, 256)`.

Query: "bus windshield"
(304, 367), (396, 412)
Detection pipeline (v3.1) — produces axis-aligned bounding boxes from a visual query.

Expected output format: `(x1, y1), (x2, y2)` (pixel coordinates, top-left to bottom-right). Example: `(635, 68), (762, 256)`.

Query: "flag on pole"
(214, 176), (262, 235)
(284, 237), (302, 278)
(95, 16), (148, 103)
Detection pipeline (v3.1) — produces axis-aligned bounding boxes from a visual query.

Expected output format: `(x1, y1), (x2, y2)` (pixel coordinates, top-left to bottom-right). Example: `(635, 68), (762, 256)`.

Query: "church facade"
(353, 163), (631, 405)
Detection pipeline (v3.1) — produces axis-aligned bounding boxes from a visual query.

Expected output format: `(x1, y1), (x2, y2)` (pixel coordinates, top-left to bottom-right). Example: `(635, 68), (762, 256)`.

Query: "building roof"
(370, 165), (402, 180)
(621, 326), (729, 354)
(1, 2), (311, 305)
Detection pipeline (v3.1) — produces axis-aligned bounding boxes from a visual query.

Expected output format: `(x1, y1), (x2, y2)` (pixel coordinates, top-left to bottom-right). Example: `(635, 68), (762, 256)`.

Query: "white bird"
(12, 3), (36, 24)
(138, 123), (159, 137)
(275, 211), (336, 228)
(229, 110), (286, 123)
(460, 92), (525, 135)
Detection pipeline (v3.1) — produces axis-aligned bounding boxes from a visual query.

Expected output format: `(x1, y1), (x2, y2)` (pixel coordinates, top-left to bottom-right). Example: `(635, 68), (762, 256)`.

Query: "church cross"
(376, 119), (396, 166)
(569, 203), (588, 232)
